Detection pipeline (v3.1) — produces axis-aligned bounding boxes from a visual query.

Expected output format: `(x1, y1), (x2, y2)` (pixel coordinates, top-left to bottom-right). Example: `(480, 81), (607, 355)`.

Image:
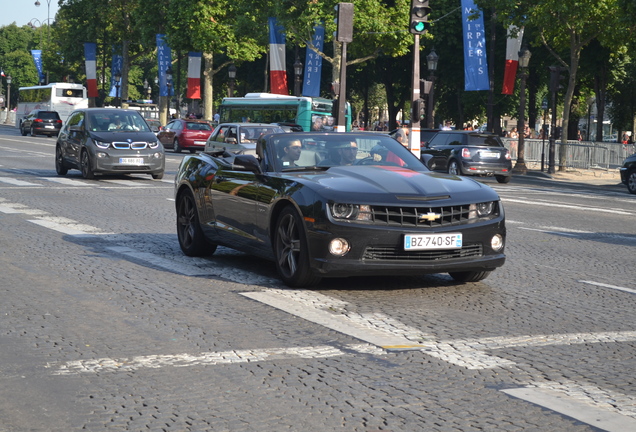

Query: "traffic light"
(335, 3), (354, 43)
(410, 0), (431, 35)
(549, 66), (566, 92)
(412, 99), (426, 122)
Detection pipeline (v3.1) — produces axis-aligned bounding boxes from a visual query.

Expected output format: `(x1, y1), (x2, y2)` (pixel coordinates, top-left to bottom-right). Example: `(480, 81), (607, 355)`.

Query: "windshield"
(87, 112), (152, 133)
(269, 133), (428, 172)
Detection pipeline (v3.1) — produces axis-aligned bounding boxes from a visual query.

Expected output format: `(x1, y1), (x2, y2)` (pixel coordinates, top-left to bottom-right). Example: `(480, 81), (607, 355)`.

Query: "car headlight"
(469, 201), (497, 219)
(330, 203), (372, 221)
(149, 140), (159, 149)
(94, 140), (110, 149)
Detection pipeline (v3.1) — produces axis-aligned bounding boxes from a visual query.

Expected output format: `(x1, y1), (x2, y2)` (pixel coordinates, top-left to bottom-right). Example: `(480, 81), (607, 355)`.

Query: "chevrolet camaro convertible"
(174, 132), (506, 287)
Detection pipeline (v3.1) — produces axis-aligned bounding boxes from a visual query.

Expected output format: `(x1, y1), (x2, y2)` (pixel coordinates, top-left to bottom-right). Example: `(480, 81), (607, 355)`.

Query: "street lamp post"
(114, 71), (121, 109)
(228, 64), (236, 97)
(513, 46), (532, 174)
(4, 75), (12, 125)
(425, 49), (438, 129)
(294, 57), (303, 97)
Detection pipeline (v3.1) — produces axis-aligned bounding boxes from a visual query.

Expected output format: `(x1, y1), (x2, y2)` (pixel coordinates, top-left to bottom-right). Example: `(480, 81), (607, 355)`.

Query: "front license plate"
(119, 158), (144, 165)
(479, 151), (499, 158)
(404, 233), (462, 250)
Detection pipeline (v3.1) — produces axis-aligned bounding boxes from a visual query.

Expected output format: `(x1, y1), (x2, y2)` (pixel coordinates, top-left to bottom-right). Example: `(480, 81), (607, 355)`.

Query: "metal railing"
(502, 138), (634, 171)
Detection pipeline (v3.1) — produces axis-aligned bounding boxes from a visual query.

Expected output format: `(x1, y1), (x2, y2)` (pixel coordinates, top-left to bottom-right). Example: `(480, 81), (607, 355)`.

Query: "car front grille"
(362, 244), (483, 261)
(112, 142), (150, 149)
(369, 204), (474, 228)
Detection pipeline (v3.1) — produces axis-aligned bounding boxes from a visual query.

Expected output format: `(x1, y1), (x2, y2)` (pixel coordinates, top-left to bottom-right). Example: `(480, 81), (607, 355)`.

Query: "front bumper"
(305, 217), (506, 277)
(93, 149), (165, 174)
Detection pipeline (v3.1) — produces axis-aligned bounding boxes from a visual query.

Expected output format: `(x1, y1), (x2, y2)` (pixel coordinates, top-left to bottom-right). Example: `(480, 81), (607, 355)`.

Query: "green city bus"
(218, 93), (351, 132)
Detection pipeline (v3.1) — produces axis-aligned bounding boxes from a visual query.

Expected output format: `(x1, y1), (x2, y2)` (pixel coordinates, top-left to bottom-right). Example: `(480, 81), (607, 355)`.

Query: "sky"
(0, 0), (61, 28)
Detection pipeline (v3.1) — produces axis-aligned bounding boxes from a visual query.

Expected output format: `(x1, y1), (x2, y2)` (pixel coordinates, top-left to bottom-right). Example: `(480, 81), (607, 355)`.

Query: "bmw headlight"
(330, 203), (372, 221)
(94, 140), (110, 149)
(149, 140), (160, 149)
(469, 201), (497, 219)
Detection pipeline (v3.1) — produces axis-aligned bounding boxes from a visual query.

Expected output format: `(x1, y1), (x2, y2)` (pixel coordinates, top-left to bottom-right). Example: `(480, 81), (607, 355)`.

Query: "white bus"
(16, 82), (88, 126)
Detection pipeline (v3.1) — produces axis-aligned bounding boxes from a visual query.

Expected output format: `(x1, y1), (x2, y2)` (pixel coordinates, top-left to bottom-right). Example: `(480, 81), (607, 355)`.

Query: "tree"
(476, 0), (630, 170)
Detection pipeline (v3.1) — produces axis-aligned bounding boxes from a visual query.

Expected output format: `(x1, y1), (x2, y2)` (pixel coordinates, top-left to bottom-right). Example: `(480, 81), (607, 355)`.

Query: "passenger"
(279, 139), (302, 167)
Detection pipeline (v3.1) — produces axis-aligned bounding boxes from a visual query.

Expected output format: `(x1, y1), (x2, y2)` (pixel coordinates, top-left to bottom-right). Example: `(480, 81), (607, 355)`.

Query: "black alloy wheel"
(627, 169), (636, 194)
(448, 160), (461, 176)
(80, 150), (95, 179)
(55, 146), (68, 175)
(274, 207), (321, 288)
(176, 190), (216, 256)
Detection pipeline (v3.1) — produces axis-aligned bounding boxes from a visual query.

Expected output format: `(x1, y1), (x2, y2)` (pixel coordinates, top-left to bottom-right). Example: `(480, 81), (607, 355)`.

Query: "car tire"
(448, 270), (492, 283)
(20, 124), (27, 136)
(30, 126), (37, 137)
(151, 172), (164, 180)
(176, 189), (216, 257)
(274, 206), (322, 288)
(173, 139), (182, 153)
(189, 149), (196, 154)
(55, 146), (68, 176)
(80, 150), (95, 179)
(627, 169), (636, 194)
(495, 175), (511, 184)
(448, 160), (461, 176)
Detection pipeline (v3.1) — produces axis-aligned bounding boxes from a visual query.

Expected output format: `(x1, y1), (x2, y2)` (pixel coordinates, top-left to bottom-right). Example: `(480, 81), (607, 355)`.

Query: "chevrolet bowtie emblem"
(419, 212), (441, 222)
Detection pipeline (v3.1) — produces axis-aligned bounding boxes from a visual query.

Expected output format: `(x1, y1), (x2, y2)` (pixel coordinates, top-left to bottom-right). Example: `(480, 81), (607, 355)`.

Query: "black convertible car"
(174, 132), (506, 287)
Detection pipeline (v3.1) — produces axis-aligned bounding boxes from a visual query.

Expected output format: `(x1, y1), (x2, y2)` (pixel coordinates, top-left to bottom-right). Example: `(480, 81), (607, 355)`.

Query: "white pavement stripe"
(106, 246), (215, 276)
(48, 343), (385, 375)
(242, 290), (429, 350)
(0, 177), (38, 186)
(502, 198), (633, 215)
(502, 386), (636, 431)
(43, 177), (92, 186)
(28, 219), (112, 236)
(580, 280), (636, 295)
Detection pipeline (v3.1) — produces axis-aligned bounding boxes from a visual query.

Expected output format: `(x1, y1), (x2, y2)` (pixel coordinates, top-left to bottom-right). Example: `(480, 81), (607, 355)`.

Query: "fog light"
(491, 234), (504, 251)
(154, 152), (163, 159)
(96, 152), (108, 158)
(329, 238), (350, 256)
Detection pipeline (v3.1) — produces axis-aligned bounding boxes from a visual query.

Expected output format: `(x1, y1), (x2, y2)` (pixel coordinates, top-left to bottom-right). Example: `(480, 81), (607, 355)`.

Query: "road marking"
(48, 343), (386, 375)
(580, 280), (636, 295)
(29, 218), (113, 236)
(503, 384), (636, 430)
(502, 198), (633, 215)
(0, 177), (39, 186)
(43, 177), (92, 186)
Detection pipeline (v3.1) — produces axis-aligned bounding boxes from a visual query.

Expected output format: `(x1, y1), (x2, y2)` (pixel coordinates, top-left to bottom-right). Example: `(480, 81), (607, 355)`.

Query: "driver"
(279, 139), (302, 167)
(108, 117), (123, 130)
(320, 141), (358, 166)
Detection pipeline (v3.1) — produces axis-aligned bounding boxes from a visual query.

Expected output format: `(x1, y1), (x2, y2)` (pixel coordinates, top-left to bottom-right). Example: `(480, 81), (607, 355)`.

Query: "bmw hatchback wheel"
(80, 150), (95, 179)
(55, 146), (68, 175)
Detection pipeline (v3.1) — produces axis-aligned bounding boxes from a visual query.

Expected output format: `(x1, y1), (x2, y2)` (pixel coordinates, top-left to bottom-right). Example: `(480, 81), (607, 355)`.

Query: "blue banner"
(31, 50), (44, 84)
(109, 46), (123, 97)
(302, 25), (324, 98)
(461, 0), (489, 91)
(156, 34), (174, 97)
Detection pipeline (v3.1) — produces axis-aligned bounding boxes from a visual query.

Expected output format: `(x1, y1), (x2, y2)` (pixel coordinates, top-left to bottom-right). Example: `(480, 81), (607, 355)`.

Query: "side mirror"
(232, 154), (262, 173)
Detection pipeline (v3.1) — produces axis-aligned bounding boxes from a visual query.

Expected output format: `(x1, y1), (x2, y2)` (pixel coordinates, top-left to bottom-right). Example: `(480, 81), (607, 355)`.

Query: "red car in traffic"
(157, 119), (214, 153)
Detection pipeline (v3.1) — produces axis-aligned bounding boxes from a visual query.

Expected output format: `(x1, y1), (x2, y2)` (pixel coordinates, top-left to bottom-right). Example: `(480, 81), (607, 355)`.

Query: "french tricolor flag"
(269, 17), (288, 95)
(83, 43), (99, 98)
(501, 26), (524, 95)
(186, 52), (202, 99)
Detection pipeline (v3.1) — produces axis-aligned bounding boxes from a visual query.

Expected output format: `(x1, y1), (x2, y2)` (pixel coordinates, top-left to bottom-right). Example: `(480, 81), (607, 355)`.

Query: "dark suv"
(20, 110), (63, 137)
(421, 130), (513, 183)
(619, 152), (636, 194)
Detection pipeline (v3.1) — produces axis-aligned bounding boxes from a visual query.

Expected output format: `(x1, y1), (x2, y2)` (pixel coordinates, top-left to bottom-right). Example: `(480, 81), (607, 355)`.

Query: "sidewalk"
(521, 167), (623, 187)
